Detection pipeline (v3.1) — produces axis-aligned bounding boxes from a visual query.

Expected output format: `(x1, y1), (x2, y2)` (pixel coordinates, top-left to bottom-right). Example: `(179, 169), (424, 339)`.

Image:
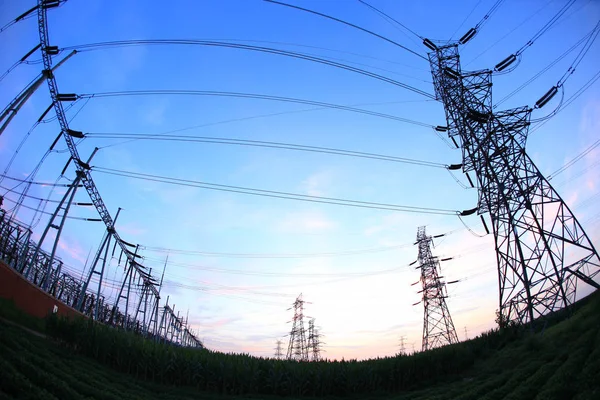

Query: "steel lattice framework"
(286, 294), (309, 361)
(35, 0), (161, 309)
(428, 43), (600, 325)
(416, 226), (459, 351)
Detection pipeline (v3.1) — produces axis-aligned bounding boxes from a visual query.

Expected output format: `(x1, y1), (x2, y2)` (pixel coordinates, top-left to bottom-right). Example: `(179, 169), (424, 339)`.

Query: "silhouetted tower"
(274, 339), (284, 359)
(416, 226), (459, 351)
(427, 43), (600, 325)
(307, 318), (323, 361)
(286, 294), (309, 361)
(398, 335), (406, 355)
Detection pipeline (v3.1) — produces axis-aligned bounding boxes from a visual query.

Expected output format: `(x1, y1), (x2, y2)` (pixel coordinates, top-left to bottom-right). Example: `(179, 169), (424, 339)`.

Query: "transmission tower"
(416, 226), (459, 351)
(274, 340), (284, 359)
(398, 335), (406, 355)
(427, 42), (600, 325)
(286, 293), (309, 361)
(307, 318), (323, 361)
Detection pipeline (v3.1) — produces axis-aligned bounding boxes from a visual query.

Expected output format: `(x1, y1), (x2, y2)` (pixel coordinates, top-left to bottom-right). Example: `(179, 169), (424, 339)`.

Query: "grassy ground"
(0, 294), (599, 399)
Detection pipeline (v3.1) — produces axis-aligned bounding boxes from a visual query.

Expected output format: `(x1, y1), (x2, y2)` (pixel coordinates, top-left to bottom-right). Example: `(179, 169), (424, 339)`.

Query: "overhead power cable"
(456, 0), (507, 46)
(466, 0), (557, 66)
(144, 255), (410, 278)
(0, 184), (93, 207)
(92, 166), (459, 215)
(141, 242), (415, 259)
(494, 0), (576, 72)
(554, 20), (600, 88)
(85, 132), (448, 169)
(140, 228), (463, 259)
(450, 0), (483, 40)
(0, 5), (37, 34)
(548, 138), (600, 181)
(495, 28), (593, 108)
(1, 196), (99, 222)
(77, 90), (435, 127)
(357, 0), (422, 46)
(264, 0), (427, 60)
(530, 67), (600, 134)
(0, 173), (83, 188)
(60, 40), (435, 99)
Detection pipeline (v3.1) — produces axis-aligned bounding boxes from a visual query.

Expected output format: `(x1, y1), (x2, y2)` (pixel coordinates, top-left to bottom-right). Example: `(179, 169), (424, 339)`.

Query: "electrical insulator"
(67, 129), (84, 138)
(45, 46), (59, 55)
(57, 93), (77, 101)
(495, 54), (517, 72)
(459, 28), (477, 44)
(535, 86), (558, 109)
(423, 38), (437, 51)
(444, 67), (461, 80)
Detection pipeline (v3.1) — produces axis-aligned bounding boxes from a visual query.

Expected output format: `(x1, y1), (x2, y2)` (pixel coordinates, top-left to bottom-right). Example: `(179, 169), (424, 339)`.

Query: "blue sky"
(1, 0), (599, 359)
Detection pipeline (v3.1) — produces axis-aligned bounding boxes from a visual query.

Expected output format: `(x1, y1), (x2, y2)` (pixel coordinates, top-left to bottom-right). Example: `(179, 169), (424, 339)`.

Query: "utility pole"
(415, 226), (459, 351)
(464, 326), (469, 340)
(426, 41), (600, 325)
(286, 293), (309, 361)
(274, 340), (284, 359)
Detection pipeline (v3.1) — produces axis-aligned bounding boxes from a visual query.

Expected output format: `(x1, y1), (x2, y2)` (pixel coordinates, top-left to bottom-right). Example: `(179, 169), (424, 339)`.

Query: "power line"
(0, 173), (82, 188)
(1, 196), (99, 222)
(450, 0), (483, 40)
(357, 0), (423, 45)
(92, 166), (460, 215)
(85, 99), (436, 149)
(61, 40), (435, 99)
(85, 132), (448, 169)
(548, 138), (600, 181)
(466, 0), (556, 66)
(140, 241), (418, 259)
(495, 28), (593, 108)
(264, 0), (428, 61)
(0, 184), (93, 207)
(494, 0), (577, 72)
(77, 90), (435, 127)
(530, 67), (600, 134)
(457, 0), (507, 46)
(555, 20), (600, 88)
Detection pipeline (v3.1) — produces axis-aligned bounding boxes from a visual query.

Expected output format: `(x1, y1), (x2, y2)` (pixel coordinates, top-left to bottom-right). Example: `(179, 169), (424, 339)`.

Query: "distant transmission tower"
(307, 318), (323, 361)
(427, 42), (600, 325)
(286, 294), (309, 361)
(398, 335), (406, 355)
(415, 226), (459, 351)
(274, 339), (284, 359)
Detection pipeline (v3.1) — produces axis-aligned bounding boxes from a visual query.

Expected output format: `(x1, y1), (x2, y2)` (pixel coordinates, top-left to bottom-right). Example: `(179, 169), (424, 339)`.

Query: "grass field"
(0, 294), (599, 400)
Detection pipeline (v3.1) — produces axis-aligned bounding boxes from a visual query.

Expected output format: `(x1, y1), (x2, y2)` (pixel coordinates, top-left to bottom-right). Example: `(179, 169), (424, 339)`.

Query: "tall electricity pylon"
(427, 43), (600, 325)
(416, 226), (459, 351)
(274, 339), (284, 359)
(286, 294), (309, 361)
(307, 318), (323, 361)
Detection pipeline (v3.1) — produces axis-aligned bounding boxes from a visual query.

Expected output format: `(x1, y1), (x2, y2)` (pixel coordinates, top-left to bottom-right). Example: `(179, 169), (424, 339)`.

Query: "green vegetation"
(0, 294), (599, 399)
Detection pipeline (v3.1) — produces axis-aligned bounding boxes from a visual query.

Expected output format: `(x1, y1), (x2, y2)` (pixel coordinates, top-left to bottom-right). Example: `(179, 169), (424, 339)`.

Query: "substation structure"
(0, 207), (202, 348)
(427, 43), (600, 325)
(0, 1), (201, 347)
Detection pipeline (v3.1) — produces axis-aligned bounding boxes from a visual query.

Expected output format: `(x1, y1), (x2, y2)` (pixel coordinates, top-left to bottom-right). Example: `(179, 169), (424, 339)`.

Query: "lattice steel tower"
(307, 318), (322, 361)
(274, 339), (284, 359)
(416, 226), (459, 351)
(286, 294), (309, 361)
(427, 43), (600, 325)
